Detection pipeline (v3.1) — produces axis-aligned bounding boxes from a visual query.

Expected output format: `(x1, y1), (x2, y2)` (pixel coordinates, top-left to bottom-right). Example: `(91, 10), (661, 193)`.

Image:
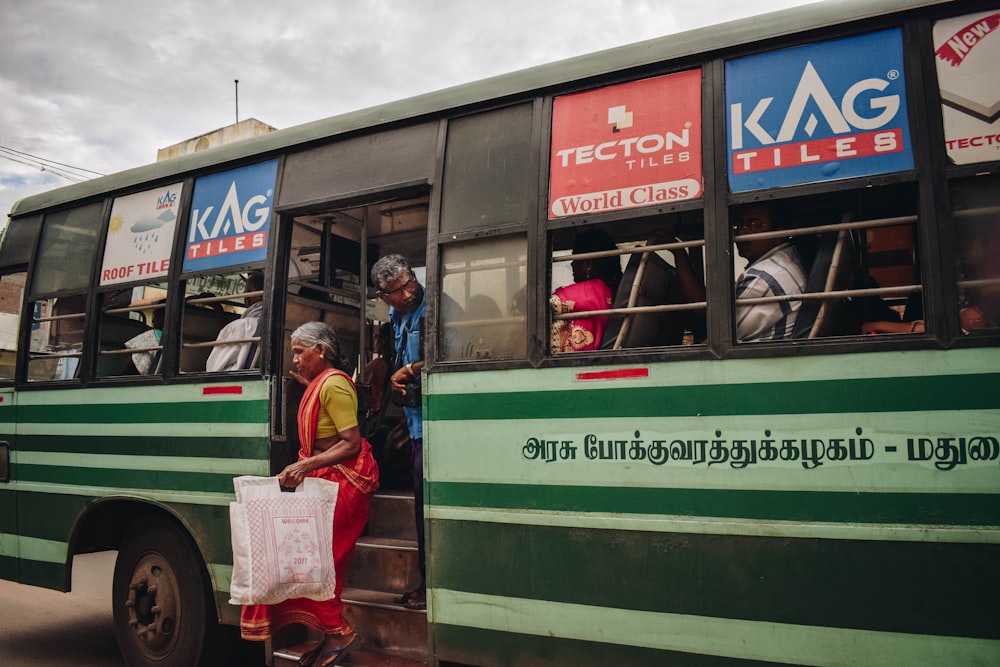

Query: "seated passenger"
(956, 207), (1000, 332)
(863, 291), (924, 335)
(206, 271), (264, 371)
(551, 229), (623, 352)
(125, 298), (166, 374)
(669, 203), (807, 341)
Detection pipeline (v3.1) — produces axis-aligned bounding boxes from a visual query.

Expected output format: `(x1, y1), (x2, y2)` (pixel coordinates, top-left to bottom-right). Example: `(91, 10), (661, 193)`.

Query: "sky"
(0, 0), (819, 225)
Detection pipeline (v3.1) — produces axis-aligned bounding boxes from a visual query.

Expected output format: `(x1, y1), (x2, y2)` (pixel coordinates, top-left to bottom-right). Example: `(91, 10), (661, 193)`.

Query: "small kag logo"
(608, 105), (633, 132)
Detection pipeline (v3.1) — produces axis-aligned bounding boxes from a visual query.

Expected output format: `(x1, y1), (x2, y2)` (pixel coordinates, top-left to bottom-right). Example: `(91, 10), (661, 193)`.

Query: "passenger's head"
(290, 321), (348, 378)
(372, 254), (423, 314)
(244, 271), (264, 306)
(734, 203), (790, 263)
(151, 298), (167, 332)
(570, 229), (623, 293)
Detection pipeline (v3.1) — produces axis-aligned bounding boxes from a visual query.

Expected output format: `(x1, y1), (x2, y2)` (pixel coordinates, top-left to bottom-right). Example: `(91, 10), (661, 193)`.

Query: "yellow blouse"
(315, 373), (359, 439)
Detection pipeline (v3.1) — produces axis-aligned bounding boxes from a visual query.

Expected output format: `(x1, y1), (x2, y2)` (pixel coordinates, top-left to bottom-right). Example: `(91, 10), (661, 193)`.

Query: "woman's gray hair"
(371, 254), (411, 291)
(291, 322), (348, 371)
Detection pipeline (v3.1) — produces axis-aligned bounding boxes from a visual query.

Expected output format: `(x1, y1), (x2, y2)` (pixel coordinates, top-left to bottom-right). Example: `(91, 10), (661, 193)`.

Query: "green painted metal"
(426, 372), (1000, 420)
(429, 520), (999, 638)
(5, 381), (271, 597)
(430, 591), (1000, 667)
(423, 348), (1000, 664)
(428, 482), (1000, 526)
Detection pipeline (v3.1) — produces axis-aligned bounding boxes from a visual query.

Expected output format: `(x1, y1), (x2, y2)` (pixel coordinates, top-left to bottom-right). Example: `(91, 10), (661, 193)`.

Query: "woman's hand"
(277, 460), (311, 488)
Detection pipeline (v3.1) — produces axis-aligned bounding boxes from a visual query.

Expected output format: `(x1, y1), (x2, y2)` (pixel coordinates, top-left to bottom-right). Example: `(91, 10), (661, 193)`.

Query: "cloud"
(0, 0), (815, 224)
(130, 217), (165, 233)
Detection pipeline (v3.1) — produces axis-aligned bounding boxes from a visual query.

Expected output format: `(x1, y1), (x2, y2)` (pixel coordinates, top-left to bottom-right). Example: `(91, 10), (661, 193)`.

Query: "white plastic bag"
(229, 475), (339, 605)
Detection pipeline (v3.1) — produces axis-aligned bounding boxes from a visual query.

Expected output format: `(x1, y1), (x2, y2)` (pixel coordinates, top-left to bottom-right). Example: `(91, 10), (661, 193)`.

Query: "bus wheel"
(112, 517), (222, 667)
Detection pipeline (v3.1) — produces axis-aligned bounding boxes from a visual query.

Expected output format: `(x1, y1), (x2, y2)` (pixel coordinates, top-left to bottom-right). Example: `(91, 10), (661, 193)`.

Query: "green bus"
(1, 0), (998, 665)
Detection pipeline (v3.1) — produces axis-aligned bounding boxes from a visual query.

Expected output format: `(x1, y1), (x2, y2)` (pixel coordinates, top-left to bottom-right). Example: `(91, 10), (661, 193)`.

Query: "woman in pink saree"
(551, 229), (623, 352)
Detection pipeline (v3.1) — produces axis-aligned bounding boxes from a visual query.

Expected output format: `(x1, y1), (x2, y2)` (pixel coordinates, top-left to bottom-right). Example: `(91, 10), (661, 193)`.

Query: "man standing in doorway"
(371, 254), (427, 610)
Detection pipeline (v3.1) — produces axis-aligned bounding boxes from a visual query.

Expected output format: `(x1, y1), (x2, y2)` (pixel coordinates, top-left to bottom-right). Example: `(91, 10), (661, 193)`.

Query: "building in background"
(156, 118), (277, 162)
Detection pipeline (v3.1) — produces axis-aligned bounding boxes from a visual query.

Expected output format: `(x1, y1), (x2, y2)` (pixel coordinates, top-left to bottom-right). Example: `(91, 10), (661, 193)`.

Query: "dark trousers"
(411, 437), (425, 586)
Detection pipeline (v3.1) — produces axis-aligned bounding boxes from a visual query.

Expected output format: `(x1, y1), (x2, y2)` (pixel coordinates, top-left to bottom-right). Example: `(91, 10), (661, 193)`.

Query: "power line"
(0, 152), (88, 184)
(0, 145), (105, 184)
(0, 153), (87, 183)
(0, 145), (105, 176)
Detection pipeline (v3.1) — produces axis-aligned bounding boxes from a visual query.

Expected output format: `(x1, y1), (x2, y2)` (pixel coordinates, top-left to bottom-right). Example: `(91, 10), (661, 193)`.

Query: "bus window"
(27, 294), (86, 381)
(952, 175), (1000, 334)
(550, 212), (707, 353)
(96, 283), (168, 377)
(0, 272), (26, 381)
(283, 207), (375, 378)
(180, 272), (260, 373)
(733, 184), (922, 342)
(440, 234), (527, 361)
(24, 203), (103, 382)
(439, 104), (533, 234)
(30, 204), (102, 296)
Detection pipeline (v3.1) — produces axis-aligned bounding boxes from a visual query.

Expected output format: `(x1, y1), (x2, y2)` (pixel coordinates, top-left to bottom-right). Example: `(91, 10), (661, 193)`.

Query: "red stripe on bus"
(576, 368), (649, 381)
(203, 386), (244, 395)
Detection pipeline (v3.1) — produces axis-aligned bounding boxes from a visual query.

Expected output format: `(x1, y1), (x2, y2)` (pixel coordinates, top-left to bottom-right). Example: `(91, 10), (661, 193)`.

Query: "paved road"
(0, 551), (264, 666)
(0, 551), (125, 666)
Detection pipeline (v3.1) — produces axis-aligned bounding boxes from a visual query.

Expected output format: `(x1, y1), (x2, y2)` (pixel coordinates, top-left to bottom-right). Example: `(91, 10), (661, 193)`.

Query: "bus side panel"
(424, 348), (1000, 666)
(0, 388), (17, 582)
(8, 382), (270, 601)
(428, 520), (999, 666)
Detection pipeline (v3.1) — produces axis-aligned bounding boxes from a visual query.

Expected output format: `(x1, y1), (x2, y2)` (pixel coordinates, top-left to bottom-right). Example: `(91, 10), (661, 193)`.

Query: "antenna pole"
(235, 79), (240, 124)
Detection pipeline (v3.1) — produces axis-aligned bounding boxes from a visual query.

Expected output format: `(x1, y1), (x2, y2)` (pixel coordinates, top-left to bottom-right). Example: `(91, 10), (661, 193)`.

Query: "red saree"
(241, 369), (379, 641)
(550, 278), (614, 352)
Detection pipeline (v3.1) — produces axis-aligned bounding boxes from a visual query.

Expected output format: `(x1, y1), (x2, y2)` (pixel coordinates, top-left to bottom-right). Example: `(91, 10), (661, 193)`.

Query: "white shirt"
(205, 301), (263, 371)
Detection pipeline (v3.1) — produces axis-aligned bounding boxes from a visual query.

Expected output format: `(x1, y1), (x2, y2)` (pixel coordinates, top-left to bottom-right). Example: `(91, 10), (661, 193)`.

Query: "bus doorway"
(273, 194), (430, 664)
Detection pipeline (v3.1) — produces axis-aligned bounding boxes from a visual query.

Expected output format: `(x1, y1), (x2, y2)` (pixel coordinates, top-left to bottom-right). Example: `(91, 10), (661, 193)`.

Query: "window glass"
(97, 283), (168, 377)
(439, 104), (533, 233)
(0, 272), (27, 381)
(951, 175), (1000, 334)
(31, 203), (103, 295)
(27, 294), (86, 381)
(441, 235), (527, 361)
(732, 184), (922, 342)
(181, 271), (264, 373)
(0, 215), (42, 271)
(550, 213), (706, 353)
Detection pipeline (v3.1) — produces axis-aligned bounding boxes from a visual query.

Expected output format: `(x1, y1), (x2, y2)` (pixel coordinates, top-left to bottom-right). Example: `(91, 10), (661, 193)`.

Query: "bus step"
(342, 587), (428, 662)
(272, 639), (428, 667)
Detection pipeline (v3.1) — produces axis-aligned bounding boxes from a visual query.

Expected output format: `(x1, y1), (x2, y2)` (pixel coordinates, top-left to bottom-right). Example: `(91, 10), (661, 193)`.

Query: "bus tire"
(112, 516), (224, 667)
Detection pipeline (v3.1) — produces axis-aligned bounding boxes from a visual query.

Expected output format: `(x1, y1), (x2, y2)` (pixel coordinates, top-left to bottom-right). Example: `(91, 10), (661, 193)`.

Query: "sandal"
(393, 586), (427, 610)
(315, 633), (359, 667)
(298, 632), (358, 667)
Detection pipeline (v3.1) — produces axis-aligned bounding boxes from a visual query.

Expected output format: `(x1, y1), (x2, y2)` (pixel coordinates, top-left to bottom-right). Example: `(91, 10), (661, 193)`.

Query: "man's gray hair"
(371, 254), (411, 290)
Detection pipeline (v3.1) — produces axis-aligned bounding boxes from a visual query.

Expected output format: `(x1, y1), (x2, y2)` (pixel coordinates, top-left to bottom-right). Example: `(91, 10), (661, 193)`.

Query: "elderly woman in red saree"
(241, 322), (379, 667)
(551, 229), (623, 352)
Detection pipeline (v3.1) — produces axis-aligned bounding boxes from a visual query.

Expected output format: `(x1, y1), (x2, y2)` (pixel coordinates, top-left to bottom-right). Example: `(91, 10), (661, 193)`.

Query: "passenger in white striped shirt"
(663, 202), (807, 342)
(732, 204), (807, 341)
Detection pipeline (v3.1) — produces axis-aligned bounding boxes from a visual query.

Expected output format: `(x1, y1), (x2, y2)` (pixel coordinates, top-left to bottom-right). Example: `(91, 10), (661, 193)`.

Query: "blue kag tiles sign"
(726, 29), (913, 193)
(183, 160), (278, 272)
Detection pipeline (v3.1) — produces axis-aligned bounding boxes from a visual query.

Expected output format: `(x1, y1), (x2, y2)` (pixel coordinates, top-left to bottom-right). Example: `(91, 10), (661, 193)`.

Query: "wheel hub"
(123, 554), (180, 656)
